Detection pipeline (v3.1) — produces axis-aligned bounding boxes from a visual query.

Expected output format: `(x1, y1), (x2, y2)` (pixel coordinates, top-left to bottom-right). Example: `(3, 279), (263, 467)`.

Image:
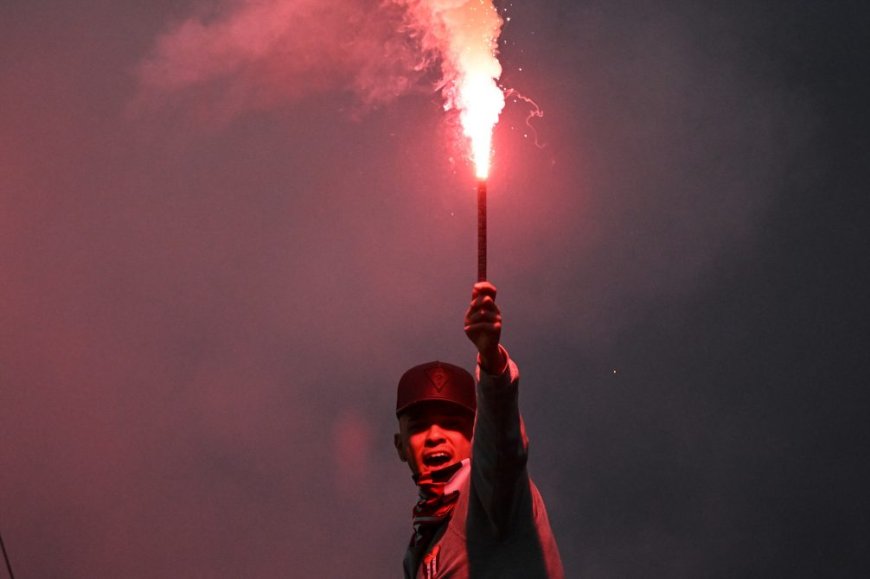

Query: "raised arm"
(464, 282), (530, 536)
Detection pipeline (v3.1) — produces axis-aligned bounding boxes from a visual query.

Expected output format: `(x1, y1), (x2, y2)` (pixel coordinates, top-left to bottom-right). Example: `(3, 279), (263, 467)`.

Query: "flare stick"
(477, 180), (487, 282)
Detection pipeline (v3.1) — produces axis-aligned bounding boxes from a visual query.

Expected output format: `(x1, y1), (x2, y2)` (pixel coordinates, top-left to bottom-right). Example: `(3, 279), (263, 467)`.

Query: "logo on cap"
(396, 360), (476, 417)
(426, 365), (449, 392)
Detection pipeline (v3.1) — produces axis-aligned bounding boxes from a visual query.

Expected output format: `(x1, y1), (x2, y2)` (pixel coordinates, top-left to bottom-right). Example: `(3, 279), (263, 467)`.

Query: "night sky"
(2, 1), (868, 577)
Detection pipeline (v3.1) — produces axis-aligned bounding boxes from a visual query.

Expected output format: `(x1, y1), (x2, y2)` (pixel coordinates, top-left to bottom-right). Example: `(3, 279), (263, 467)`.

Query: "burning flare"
(396, 0), (506, 179)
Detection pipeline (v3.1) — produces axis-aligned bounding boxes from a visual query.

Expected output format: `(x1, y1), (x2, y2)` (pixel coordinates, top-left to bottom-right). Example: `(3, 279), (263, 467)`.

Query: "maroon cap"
(395, 361), (477, 417)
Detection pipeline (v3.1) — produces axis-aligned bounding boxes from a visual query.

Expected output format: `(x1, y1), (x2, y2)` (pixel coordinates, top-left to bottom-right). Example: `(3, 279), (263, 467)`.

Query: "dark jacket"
(403, 351), (564, 578)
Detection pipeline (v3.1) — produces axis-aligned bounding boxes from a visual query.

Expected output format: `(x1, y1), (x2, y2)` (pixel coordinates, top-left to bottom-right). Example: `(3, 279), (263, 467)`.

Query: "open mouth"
(423, 451), (452, 468)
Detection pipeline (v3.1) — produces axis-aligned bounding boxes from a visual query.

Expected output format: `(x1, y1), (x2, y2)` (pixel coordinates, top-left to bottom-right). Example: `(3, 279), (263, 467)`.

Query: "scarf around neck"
(411, 459), (469, 539)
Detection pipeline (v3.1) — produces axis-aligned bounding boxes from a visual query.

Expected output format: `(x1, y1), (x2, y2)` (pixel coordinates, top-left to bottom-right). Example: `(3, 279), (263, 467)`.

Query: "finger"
(465, 313), (500, 329)
(469, 294), (498, 311)
(466, 306), (501, 322)
(465, 302), (499, 323)
(467, 313), (501, 327)
(471, 281), (497, 301)
(464, 321), (502, 335)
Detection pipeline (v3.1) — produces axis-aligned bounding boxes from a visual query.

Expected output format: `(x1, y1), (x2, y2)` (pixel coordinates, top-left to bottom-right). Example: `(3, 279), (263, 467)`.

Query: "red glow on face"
(397, 402), (474, 477)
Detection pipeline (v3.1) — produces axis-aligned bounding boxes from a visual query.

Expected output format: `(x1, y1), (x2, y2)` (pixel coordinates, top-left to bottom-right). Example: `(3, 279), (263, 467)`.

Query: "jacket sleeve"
(470, 345), (531, 538)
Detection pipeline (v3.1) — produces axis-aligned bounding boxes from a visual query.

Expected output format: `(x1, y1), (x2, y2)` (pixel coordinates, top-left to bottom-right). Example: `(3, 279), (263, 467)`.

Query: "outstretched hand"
(464, 281), (506, 373)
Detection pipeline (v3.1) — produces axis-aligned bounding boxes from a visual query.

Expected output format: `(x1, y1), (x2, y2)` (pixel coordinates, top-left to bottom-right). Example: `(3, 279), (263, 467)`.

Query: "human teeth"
(425, 452), (449, 464)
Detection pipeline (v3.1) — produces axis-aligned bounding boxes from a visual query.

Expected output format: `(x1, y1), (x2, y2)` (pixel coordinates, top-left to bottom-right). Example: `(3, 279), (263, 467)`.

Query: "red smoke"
(136, 0), (509, 176)
(135, 0), (424, 119)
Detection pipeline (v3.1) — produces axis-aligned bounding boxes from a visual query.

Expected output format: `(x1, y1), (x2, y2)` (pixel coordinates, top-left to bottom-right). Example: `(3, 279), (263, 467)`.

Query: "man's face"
(394, 401), (474, 478)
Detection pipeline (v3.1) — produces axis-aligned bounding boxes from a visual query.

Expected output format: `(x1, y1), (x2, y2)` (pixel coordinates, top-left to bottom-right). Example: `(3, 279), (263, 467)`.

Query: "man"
(394, 282), (564, 578)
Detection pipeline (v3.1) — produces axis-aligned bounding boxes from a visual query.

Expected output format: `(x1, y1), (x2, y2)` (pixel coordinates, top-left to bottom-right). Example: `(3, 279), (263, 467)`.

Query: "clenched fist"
(464, 281), (507, 373)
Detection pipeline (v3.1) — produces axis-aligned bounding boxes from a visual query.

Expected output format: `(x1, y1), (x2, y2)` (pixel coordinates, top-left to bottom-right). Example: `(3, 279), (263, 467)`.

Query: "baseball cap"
(395, 361), (476, 417)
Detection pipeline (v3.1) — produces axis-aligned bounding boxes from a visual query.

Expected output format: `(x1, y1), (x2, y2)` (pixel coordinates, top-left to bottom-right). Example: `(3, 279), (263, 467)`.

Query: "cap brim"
(396, 397), (476, 417)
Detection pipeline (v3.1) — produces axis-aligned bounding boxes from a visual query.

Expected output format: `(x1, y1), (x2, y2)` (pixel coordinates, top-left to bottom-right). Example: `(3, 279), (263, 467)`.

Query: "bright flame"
(396, 0), (506, 179)
(459, 73), (504, 179)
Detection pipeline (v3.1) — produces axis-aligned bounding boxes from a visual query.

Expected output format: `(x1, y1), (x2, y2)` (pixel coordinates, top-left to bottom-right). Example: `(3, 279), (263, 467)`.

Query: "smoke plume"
(135, 0), (423, 119)
(392, 0), (506, 176)
(136, 0), (508, 160)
